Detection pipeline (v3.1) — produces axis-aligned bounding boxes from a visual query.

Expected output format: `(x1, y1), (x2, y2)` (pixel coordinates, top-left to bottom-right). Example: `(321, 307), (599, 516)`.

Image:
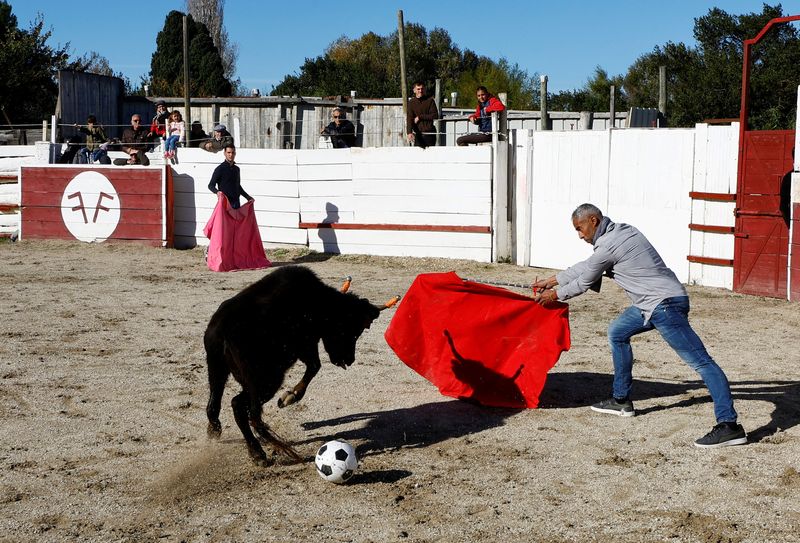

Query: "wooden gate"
(733, 15), (800, 299)
(733, 131), (793, 296)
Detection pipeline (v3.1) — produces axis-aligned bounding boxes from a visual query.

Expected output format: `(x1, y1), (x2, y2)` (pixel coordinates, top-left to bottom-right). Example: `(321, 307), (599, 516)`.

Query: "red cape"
(385, 272), (570, 408)
(203, 193), (271, 272)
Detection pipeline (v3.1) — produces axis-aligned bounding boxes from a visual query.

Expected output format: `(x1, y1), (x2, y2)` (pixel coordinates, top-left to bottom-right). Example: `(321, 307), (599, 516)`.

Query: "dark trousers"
(412, 128), (436, 149)
(457, 132), (493, 146)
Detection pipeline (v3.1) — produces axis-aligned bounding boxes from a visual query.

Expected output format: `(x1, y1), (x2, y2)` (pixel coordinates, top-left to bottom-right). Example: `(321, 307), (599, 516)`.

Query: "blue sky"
(9, 0), (800, 94)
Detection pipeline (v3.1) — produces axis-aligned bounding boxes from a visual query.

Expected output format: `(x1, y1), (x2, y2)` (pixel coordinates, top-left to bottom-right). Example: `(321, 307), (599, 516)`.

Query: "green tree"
(0, 2), (76, 124)
(624, 3), (799, 128)
(149, 10), (232, 97)
(550, 67), (628, 113)
(271, 22), (538, 110)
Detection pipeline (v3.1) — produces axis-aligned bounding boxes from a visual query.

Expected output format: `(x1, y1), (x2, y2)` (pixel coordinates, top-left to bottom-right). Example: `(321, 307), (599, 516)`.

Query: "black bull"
(204, 265), (390, 465)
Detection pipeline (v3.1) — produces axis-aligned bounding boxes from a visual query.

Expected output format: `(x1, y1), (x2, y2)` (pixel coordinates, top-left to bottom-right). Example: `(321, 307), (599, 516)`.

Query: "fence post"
(435, 78), (442, 146)
(539, 75), (549, 130)
(610, 85), (616, 129)
(50, 115), (57, 143)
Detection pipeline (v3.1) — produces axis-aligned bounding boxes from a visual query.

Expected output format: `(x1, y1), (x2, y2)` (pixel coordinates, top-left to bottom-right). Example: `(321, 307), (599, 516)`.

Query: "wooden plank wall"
(57, 71), (126, 140)
(790, 173), (800, 301)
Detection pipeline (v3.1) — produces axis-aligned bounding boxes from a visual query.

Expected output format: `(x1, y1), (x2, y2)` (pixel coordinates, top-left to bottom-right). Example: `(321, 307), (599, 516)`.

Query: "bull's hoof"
(249, 447), (273, 467)
(277, 391), (297, 408)
(207, 420), (222, 438)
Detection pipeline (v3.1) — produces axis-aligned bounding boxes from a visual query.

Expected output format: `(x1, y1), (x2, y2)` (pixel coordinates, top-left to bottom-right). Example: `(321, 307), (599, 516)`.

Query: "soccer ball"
(314, 440), (358, 484)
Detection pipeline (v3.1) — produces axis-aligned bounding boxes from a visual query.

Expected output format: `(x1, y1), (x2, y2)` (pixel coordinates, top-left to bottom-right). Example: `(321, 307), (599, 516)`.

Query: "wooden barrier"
(20, 166), (170, 246)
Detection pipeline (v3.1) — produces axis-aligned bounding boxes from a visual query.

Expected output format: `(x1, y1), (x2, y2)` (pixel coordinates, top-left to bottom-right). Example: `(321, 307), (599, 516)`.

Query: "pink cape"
(203, 193), (271, 272)
(385, 272), (571, 408)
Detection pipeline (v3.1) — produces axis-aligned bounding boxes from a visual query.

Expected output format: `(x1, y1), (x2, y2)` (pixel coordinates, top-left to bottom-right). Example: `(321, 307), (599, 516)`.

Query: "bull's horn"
(380, 295), (400, 310)
(341, 275), (352, 293)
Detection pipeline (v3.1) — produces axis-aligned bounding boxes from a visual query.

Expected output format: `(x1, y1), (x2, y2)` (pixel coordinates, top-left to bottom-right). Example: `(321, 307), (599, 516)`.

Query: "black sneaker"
(694, 423), (747, 449)
(590, 398), (635, 417)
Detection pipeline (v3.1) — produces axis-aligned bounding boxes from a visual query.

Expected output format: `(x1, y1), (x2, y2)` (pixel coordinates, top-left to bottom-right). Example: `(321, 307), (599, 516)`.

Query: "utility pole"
(658, 65), (666, 127)
(183, 15), (191, 145)
(398, 10), (408, 143)
(609, 85), (616, 129)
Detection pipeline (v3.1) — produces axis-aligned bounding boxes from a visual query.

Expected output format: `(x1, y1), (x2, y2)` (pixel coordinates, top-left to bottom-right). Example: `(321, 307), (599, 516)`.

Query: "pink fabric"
(203, 193), (271, 272)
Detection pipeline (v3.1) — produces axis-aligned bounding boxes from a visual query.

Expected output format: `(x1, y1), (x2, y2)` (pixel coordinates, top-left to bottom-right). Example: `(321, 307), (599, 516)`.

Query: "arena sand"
(0, 240), (799, 543)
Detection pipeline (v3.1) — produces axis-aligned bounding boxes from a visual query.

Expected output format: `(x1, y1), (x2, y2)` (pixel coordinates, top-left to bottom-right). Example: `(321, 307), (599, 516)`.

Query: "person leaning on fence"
(115, 114), (151, 166)
(148, 100), (170, 142)
(208, 144), (253, 209)
(320, 108), (356, 148)
(202, 123), (234, 153)
(406, 81), (439, 148)
(456, 86), (506, 146)
(74, 115), (110, 164)
(532, 203), (747, 449)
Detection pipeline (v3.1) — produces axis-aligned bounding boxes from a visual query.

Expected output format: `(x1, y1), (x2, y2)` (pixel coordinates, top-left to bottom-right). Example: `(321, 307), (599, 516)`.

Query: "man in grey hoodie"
(532, 203), (746, 449)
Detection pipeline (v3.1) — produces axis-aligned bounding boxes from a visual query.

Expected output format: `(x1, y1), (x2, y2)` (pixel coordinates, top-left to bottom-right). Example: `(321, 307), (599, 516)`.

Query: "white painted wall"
(171, 146), (494, 261)
(521, 124), (739, 288)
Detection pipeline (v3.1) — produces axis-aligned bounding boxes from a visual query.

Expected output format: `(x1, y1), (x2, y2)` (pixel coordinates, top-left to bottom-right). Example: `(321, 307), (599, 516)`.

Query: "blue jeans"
(165, 135), (180, 152)
(607, 296), (737, 423)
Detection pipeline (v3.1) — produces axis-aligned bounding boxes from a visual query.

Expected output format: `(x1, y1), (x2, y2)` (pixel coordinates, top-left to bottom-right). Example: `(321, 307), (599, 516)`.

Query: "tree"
(149, 10), (232, 97)
(185, 0), (243, 94)
(623, 4), (799, 128)
(550, 67), (628, 113)
(271, 22), (539, 110)
(0, 3), (78, 124)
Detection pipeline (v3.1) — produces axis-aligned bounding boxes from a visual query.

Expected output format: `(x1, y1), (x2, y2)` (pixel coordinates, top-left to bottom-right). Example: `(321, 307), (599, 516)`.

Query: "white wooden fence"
(513, 123), (739, 288)
(3, 124), (743, 290)
(170, 146), (495, 262)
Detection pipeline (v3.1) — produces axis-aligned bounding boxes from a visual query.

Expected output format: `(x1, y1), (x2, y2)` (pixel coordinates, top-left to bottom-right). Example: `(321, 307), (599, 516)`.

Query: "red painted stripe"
(23, 206), (163, 225)
(0, 204), (18, 212)
(22, 220), (162, 241)
(689, 191), (737, 202)
(688, 223), (735, 234)
(22, 192), (163, 209)
(299, 222), (491, 233)
(687, 255), (734, 266)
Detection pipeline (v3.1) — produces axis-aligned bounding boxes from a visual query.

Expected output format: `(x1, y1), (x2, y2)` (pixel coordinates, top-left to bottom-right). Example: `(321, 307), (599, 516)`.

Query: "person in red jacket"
(457, 86), (506, 146)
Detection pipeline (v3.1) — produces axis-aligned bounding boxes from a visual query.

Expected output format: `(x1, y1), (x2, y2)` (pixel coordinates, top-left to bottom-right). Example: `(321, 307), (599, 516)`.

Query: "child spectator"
(164, 110), (185, 160)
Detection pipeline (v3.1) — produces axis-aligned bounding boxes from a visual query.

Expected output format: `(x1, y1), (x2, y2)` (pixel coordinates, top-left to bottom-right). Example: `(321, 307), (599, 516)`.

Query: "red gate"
(733, 15), (800, 298)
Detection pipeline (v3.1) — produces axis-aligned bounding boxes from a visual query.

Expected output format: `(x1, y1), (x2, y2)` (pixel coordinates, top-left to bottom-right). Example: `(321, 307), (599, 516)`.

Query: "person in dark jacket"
(115, 114), (151, 165)
(148, 100), (170, 141)
(320, 108), (356, 148)
(456, 86), (506, 146)
(207, 144), (253, 209)
(406, 81), (439, 148)
(202, 123), (235, 153)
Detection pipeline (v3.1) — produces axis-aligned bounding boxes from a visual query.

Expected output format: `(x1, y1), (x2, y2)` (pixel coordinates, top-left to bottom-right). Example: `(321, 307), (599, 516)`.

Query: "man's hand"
(532, 275), (557, 293)
(468, 114), (476, 123)
(407, 133), (415, 143)
(533, 288), (558, 305)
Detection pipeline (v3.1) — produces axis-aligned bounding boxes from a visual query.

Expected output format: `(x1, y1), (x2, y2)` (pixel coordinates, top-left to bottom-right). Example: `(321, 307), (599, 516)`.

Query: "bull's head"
(322, 278), (399, 368)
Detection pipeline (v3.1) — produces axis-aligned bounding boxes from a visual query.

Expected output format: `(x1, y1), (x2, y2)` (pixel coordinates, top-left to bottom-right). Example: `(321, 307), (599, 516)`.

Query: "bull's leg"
(231, 392), (271, 465)
(251, 418), (303, 463)
(277, 353), (321, 408)
(205, 351), (230, 438)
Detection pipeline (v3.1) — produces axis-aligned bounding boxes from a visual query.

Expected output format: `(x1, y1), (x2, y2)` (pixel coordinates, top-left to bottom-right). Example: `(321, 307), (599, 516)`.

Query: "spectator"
(74, 115), (109, 164)
(201, 123), (234, 153)
(320, 108), (356, 149)
(406, 81), (439, 148)
(148, 100), (170, 142)
(457, 86), (506, 146)
(189, 121), (208, 148)
(208, 144), (253, 209)
(164, 110), (185, 160)
(114, 114), (151, 166)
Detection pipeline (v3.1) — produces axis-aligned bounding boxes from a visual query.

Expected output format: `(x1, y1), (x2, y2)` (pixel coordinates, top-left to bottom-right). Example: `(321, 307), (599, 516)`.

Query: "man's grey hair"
(571, 203), (603, 221)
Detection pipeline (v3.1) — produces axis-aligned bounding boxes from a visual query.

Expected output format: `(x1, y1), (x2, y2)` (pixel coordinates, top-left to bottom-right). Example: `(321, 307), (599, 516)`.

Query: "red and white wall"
(20, 166), (170, 245)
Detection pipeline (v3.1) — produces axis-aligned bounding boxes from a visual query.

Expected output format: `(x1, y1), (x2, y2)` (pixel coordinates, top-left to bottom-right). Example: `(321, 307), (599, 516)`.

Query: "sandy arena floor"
(1, 240), (799, 542)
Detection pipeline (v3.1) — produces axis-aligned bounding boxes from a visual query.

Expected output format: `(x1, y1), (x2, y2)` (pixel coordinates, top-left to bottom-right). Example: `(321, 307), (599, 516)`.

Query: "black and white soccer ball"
(314, 440), (358, 484)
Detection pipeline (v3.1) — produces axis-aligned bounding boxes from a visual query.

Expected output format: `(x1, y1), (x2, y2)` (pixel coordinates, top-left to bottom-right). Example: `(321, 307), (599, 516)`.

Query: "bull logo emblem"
(60, 172), (121, 242)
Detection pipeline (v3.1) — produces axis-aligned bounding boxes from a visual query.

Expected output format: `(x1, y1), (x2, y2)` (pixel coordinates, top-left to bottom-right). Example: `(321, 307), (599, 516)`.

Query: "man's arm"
(555, 248), (613, 301)
(208, 166), (220, 194)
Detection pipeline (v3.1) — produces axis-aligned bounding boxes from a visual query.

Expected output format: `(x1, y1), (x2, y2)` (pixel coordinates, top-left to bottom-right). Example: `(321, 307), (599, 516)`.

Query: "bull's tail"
(205, 336), (230, 438)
